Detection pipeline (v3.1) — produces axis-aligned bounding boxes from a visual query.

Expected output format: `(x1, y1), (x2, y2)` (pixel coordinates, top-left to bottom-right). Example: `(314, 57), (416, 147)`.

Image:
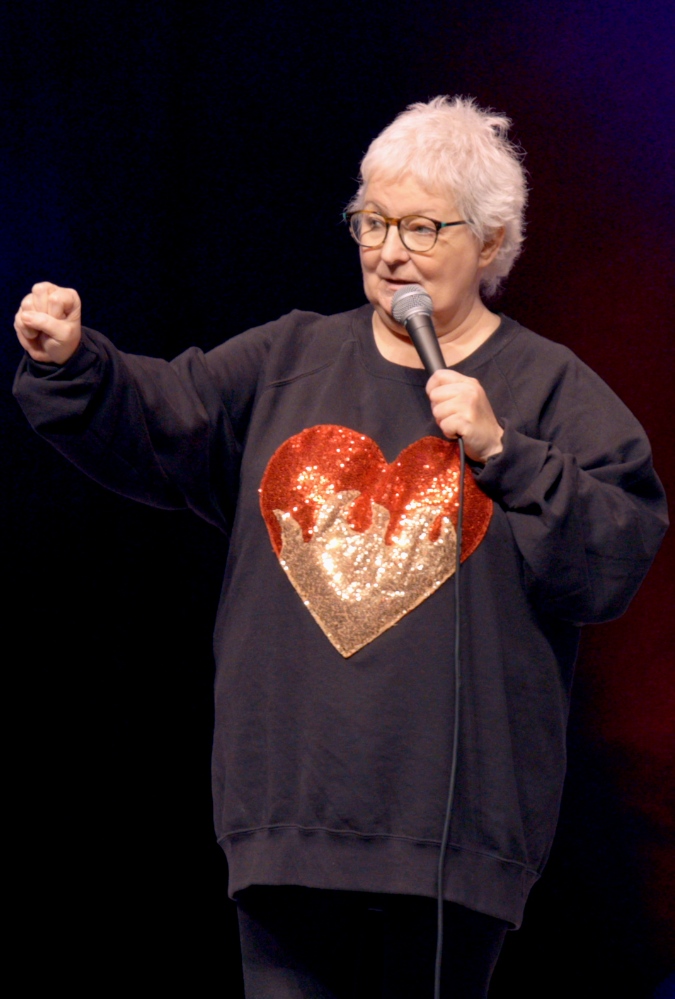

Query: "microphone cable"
(389, 283), (467, 997)
(433, 434), (465, 999)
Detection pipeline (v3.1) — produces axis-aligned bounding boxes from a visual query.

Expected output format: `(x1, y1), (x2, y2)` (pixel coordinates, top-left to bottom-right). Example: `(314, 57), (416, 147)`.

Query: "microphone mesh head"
(392, 284), (433, 324)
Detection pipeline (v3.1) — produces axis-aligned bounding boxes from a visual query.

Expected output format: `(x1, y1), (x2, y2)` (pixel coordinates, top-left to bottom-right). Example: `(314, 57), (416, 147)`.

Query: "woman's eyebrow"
(362, 201), (440, 217)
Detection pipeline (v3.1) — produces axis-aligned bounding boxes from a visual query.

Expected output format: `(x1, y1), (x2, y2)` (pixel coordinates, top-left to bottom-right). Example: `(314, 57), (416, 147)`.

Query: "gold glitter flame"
(276, 490), (457, 657)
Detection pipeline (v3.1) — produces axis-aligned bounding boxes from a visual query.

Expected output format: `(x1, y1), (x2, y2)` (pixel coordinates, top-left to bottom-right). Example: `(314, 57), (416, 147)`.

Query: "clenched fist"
(427, 368), (504, 464)
(15, 282), (82, 365)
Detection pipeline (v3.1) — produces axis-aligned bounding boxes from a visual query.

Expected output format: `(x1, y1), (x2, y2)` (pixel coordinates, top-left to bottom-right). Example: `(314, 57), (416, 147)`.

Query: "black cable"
(433, 435), (465, 999)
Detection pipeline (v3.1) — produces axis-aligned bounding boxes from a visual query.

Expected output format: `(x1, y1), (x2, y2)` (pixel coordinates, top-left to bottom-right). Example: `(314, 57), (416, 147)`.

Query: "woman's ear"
(479, 227), (505, 266)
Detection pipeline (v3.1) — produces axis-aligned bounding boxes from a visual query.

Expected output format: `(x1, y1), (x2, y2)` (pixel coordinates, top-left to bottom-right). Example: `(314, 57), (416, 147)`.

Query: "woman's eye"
(363, 215), (386, 232)
(406, 218), (435, 235)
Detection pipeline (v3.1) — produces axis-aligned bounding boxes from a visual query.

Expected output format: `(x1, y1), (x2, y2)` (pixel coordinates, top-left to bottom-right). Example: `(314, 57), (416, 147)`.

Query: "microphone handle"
(405, 313), (446, 375)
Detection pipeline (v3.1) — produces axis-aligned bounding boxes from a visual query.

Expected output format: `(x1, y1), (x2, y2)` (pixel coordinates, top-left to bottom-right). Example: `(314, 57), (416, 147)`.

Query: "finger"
(429, 385), (464, 406)
(14, 312), (39, 340)
(431, 402), (463, 430)
(50, 287), (81, 319)
(430, 391), (473, 424)
(31, 281), (56, 314)
(428, 385), (466, 411)
(437, 415), (462, 440)
(427, 381), (468, 406)
(45, 289), (70, 319)
(426, 369), (464, 392)
(19, 310), (71, 340)
(438, 413), (471, 441)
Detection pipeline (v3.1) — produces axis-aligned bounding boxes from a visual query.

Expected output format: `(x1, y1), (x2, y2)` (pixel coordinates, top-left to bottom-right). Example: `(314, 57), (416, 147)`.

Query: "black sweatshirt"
(14, 306), (668, 927)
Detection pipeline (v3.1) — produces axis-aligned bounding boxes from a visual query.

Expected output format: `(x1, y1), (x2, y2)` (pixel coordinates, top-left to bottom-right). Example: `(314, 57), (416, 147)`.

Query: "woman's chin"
(372, 306), (411, 341)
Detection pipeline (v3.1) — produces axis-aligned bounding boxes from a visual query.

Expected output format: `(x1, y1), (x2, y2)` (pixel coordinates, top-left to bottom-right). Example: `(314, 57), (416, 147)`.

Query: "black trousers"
(237, 886), (508, 999)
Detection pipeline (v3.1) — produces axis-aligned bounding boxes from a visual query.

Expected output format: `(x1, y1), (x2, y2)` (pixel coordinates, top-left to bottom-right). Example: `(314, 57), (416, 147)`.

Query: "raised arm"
(13, 283), (265, 532)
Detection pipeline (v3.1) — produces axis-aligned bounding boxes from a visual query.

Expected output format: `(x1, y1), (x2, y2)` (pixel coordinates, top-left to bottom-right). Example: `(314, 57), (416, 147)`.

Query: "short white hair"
(350, 96), (528, 297)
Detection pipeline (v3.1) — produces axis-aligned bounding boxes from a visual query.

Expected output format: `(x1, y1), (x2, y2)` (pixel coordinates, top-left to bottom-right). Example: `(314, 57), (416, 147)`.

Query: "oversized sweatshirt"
(13, 305), (668, 927)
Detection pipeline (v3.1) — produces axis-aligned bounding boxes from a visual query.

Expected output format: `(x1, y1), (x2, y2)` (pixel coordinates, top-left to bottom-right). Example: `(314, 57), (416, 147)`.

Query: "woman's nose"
(379, 224), (410, 264)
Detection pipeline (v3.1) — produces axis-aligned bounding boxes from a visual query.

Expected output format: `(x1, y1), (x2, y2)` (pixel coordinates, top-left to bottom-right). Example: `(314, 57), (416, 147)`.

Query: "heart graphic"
(260, 425), (492, 657)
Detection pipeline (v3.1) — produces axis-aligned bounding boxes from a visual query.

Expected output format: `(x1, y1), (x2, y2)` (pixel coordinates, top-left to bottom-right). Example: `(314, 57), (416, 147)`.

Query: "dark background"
(2, 1), (673, 996)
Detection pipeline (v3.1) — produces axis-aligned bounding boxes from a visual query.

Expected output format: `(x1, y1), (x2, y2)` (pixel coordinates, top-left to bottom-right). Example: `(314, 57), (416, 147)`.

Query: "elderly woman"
(14, 97), (667, 998)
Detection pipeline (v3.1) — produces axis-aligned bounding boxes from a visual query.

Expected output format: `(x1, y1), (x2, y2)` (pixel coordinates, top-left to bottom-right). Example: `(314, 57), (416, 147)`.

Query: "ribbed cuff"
(472, 420), (552, 508)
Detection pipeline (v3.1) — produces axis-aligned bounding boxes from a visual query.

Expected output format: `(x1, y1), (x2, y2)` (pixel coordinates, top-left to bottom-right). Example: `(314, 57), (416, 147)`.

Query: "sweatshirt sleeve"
(13, 325), (271, 532)
(472, 346), (668, 624)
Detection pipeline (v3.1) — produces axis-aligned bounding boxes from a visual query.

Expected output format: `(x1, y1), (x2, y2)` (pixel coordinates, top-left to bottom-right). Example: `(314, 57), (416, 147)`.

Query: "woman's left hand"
(427, 369), (504, 464)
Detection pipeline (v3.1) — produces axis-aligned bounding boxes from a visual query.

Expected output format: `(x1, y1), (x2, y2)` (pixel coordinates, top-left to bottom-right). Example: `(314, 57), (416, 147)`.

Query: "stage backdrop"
(2, 2), (673, 996)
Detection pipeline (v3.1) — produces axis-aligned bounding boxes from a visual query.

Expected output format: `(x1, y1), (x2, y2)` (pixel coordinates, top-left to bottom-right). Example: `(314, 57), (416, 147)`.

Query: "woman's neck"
(372, 302), (501, 369)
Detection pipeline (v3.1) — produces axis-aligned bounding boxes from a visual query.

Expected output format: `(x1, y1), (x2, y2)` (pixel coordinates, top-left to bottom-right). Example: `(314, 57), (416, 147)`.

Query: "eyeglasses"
(344, 210), (468, 253)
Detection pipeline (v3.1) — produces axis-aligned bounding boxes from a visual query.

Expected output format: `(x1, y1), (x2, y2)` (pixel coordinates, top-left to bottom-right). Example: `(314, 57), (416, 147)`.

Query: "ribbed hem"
(219, 825), (538, 929)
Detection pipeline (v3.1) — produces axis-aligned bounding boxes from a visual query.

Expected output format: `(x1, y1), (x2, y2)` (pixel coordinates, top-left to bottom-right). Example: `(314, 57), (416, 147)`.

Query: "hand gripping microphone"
(391, 284), (446, 374)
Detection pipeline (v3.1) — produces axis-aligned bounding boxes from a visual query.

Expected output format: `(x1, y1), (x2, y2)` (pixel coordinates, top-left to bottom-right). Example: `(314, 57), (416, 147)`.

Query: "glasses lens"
(400, 217), (438, 251)
(350, 211), (387, 247)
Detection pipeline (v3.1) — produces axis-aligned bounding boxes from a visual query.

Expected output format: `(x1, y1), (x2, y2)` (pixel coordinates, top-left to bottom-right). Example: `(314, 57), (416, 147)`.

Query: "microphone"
(391, 284), (446, 375)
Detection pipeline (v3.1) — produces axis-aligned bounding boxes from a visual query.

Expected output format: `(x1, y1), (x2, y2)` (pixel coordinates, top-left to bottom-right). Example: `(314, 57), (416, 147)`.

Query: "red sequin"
(260, 425), (491, 559)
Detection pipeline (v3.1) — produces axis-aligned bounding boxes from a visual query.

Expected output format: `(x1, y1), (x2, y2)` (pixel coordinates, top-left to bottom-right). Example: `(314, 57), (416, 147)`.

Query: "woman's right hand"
(15, 282), (82, 365)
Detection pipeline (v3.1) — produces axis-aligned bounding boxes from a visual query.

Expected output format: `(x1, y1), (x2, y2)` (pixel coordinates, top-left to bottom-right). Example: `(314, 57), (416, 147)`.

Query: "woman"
(14, 97), (667, 997)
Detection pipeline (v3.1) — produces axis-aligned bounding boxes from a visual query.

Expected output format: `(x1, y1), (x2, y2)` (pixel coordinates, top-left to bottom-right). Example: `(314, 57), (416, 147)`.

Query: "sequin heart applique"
(260, 425), (492, 657)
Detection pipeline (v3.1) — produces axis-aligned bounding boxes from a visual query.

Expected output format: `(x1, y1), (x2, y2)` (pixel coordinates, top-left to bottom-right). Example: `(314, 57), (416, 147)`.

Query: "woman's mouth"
(380, 277), (416, 291)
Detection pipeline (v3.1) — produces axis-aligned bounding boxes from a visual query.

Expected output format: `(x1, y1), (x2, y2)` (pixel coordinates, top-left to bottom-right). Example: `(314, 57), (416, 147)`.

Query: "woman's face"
(358, 173), (500, 340)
